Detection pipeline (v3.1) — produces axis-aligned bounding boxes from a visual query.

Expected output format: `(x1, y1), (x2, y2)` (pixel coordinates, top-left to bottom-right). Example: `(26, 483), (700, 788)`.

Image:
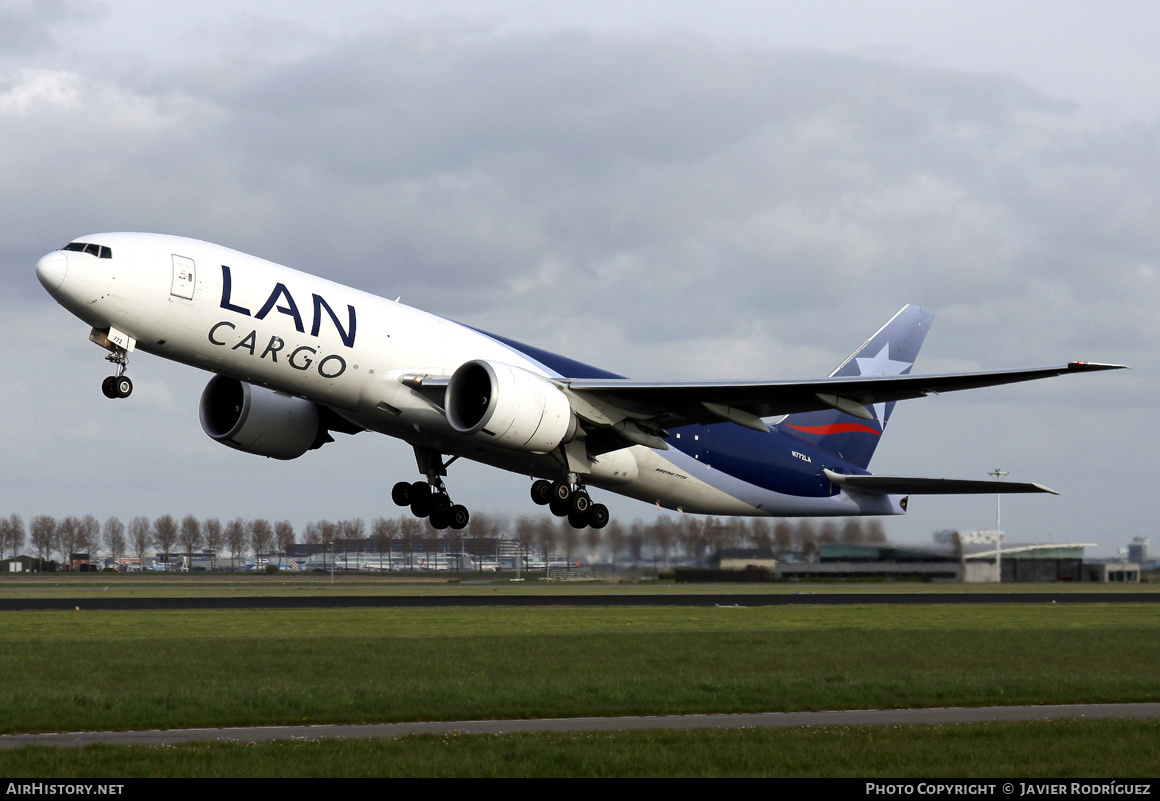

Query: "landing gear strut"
(391, 448), (470, 530)
(531, 478), (609, 529)
(100, 350), (132, 399)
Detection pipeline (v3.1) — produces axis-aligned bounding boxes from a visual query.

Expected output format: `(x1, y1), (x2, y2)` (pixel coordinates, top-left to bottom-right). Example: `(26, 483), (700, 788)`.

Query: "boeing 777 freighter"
(36, 233), (1125, 530)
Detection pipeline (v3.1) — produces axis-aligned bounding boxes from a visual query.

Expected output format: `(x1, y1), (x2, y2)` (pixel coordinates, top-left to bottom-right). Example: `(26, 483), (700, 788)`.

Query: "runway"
(0, 591), (1156, 611)
(3, 703), (1158, 749)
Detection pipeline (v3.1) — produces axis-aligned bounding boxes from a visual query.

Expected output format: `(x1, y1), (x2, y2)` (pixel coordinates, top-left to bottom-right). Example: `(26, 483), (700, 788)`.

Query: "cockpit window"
(62, 242), (112, 259)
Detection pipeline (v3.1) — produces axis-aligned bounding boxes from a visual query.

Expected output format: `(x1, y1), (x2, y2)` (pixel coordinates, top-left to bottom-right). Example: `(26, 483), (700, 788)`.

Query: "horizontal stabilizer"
(824, 469), (1058, 495)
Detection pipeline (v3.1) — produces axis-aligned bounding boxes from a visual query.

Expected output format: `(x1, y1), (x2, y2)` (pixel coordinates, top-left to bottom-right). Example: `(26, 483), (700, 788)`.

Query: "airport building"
(775, 543), (960, 581)
(689, 535), (1145, 583)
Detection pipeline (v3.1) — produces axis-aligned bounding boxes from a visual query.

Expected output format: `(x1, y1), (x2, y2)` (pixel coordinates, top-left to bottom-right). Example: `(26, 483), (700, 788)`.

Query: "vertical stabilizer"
(774, 305), (935, 469)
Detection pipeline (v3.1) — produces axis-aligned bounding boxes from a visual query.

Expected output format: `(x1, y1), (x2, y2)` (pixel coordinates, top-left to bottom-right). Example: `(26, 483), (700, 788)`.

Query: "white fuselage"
(36, 233), (901, 518)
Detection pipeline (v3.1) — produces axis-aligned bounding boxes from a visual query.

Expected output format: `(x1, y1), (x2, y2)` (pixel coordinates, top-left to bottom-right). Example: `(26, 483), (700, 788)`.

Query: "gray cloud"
(0, 0), (100, 58)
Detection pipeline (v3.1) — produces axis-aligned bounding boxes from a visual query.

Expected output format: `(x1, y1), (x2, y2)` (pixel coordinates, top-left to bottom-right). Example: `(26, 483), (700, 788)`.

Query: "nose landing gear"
(90, 328), (134, 399)
(100, 351), (133, 399)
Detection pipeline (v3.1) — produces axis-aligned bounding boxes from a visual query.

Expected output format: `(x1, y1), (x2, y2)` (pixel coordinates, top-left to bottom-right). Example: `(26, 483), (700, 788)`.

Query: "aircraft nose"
(36, 251), (67, 291)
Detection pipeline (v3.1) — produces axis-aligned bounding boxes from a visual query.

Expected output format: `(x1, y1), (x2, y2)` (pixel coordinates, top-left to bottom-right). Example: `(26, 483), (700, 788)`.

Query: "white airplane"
(36, 233), (1125, 531)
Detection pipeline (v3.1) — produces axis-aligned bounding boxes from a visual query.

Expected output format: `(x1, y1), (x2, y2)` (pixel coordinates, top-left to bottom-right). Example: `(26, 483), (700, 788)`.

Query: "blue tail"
(774, 305), (935, 470)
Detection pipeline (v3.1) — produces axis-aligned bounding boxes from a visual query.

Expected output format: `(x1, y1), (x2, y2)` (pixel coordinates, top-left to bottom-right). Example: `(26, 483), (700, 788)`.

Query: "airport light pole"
(989, 467), (1008, 582)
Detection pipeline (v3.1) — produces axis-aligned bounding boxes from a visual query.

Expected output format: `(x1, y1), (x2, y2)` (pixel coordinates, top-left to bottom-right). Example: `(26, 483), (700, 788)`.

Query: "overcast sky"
(2, 1), (1156, 556)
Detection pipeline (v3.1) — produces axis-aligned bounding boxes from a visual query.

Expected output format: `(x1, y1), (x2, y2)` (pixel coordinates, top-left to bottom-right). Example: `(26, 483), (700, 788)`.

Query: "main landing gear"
(100, 350), (133, 399)
(531, 478), (609, 529)
(391, 479), (470, 530)
(391, 448), (470, 530)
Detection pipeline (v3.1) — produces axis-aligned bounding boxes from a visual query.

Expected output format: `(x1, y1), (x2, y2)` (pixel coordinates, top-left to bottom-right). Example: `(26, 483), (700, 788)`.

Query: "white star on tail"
(854, 344), (912, 423)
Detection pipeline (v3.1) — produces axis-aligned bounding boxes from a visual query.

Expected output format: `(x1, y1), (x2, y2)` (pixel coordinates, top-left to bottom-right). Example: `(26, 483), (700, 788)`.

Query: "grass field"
(1, 585), (1157, 776)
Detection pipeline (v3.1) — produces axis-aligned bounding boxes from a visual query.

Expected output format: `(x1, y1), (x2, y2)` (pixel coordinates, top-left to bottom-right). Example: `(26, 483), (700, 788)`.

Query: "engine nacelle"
(445, 359), (577, 453)
(199, 375), (322, 460)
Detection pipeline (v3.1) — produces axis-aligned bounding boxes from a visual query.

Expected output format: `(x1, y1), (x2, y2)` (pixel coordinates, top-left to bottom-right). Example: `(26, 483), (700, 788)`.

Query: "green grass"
(3, 602), (1159, 777)
(3, 720), (1159, 777)
(1, 605), (1157, 735)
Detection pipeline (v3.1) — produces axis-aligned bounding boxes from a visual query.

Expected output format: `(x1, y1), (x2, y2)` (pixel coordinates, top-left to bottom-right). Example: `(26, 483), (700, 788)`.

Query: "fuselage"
(36, 232), (903, 519)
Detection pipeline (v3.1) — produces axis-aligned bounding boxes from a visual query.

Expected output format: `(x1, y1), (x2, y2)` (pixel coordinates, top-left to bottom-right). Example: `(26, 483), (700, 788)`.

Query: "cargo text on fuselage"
(209, 264), (358, 379)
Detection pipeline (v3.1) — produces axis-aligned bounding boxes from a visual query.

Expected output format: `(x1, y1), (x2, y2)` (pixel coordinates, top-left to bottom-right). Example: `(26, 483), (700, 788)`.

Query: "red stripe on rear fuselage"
(785, 423), (881, 436)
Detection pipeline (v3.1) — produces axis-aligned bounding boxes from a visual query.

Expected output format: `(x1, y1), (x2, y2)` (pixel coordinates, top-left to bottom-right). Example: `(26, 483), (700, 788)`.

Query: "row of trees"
(0, 511), (887, 569)
(0, 513), (293, 570)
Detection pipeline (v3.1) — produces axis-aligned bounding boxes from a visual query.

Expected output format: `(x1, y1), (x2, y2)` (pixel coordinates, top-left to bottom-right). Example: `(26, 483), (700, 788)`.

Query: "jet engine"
(445, 359), (577, 453)
(199, 375), (322, 460)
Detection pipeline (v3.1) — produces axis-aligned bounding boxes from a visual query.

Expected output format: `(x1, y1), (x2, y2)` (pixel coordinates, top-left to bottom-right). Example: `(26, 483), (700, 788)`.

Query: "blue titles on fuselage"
(207, 321), (347, 378)
(211, 264), (354, 379)
(219, 264), (356, 347)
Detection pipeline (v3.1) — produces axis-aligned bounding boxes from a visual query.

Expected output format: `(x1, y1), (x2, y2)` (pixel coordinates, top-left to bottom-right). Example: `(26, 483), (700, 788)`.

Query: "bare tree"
(398, 517), (422, 571)
(80, 515), (101, 564)
(310, 519), (338, 563)
(584, 521), (602, 567)
(466, 512), (500, 571)
(224, 518), (248, 570)
(840, 519), (865, 544)
(250, 519), (274, 566)
(0, 514), (24, 560)
(302, 521), (319, 545)
(750, 518), (773, 551)
(178, 515), (202, 568)
(556, 518), (580, 568)
(274, 520), (295, 562)
(535, 516), (559, 570)
(29, 515), (56, 571)
(674, 516), (706, 566)
(627, 520), (645, 567)
(421, 524), (441, 572)
(202, 518), (223, 570)
(603, 519), (626, 572)
(701, 517), (733, 564)
(371, 517), (398, 571)
(652, 517), (681, 570)
(102, 517), (126, 567)
(796, 520), (818, 558)
(56, 516), (82, 569)
(339, 519), (365, 543)
(129, 516), (152, 569)
(152, 515), (178, 569)
(773, 521), (793, 555)
(514, 515), (536, 572)
(818, 521), (838, 546)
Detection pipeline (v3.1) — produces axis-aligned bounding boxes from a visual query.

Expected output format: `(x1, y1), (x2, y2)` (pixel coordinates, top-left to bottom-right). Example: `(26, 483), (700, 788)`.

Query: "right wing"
(566, 361), (1127, 431)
